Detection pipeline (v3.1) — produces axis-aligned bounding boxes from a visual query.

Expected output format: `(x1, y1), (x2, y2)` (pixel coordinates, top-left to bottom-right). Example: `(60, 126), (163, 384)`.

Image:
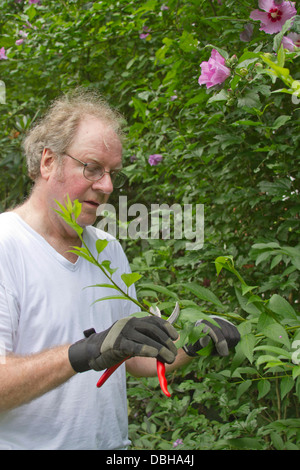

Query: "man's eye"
(86, 164), (103, 176)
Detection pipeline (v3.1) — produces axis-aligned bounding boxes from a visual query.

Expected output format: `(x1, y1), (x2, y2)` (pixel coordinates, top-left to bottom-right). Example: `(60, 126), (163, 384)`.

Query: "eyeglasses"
(65, 153), (127, 189)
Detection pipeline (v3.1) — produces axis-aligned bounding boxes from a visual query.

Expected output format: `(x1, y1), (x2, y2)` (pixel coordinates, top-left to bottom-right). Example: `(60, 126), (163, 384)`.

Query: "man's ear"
(40, 148), (56, 180)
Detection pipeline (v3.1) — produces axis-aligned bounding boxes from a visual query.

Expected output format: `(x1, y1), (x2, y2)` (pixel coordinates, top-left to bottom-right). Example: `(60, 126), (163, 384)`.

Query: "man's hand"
(68, 316), (179, 373)
(183, 316), (240, 357)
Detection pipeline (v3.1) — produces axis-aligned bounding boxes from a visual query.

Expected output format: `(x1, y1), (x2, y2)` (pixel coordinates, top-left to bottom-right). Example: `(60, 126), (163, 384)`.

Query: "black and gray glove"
(69, 315), (179, 373)
(183, 316), (240, 357)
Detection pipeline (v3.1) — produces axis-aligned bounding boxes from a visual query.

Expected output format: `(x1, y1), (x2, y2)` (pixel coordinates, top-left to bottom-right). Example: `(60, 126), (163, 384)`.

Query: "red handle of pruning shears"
(97, 358), (171, 397)
(156, 360), (171, 397)
(154, 302), (179, 397)
(96, 358), (128, 388)
(97, 302), (180, 397)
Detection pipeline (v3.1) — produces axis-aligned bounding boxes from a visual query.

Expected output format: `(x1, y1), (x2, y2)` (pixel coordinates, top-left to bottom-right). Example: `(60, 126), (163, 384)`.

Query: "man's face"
(51, 116), (123, 228)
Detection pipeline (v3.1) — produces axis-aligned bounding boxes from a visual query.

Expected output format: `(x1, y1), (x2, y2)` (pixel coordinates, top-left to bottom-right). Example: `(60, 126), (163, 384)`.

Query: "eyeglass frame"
(64, 153), (127, 189)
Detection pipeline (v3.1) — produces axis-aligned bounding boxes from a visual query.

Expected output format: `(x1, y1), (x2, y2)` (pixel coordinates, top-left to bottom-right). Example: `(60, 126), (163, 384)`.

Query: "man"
(0, 89), (240, 449)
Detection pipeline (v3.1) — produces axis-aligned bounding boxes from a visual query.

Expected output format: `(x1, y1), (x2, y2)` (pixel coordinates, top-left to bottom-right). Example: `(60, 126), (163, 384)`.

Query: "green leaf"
(215, 255), (234, 275)
(92, 295), (130, 304)
(239, 333), (256, 363)
(72, 199), (82, 220)
(262, 323), (290, 348)
(277, 44), (285, 68)
(257, 379), (271, 399)
(237, 91), (260, 108)
(121, 272), (143, 288)
(280, 376), (294, 400)
(68, 247), (96, 265)
(25, 4), (37, 21)
(281, 246), (300, 270)
(270, 432), (285, 450)
(179, 307), (220, 327)
(235, 288), (261, 315)
(256, 354), (284, 367)
(231, 366), (257, 378)
(131, 97), (146, 121)
(95, 239), (108, 254)
(236, 379), (252, 399)
(264, 360), (286, 368)
(208, 89), (228, 103)
(86, 283), (118, 291)
(292, 365), (300, 379)
(178, 282), (223, 307)
(100, 260), (118, 276)
(255, 251), (273, 266)
(257, 311), (277, 333)
(230, 74), (242, 91)
(268, 294), (298, 320)
(53, 198), (83, 237)
(272, 115), (291, 129)
(215, 256), (246, 285)
(270, 254), (283, 270)
(237, 50), (260, 65)
(254, 345), (291, 359)
(241, 284), (258, 295)
(138, 283), (178, 299)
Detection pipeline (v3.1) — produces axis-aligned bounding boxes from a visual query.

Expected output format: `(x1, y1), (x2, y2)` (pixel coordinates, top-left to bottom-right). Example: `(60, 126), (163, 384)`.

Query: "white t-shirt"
(0, 212), (138, 450)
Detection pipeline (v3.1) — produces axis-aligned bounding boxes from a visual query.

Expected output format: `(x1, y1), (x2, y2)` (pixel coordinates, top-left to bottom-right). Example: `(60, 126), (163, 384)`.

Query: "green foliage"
(1, 0), (300, 450)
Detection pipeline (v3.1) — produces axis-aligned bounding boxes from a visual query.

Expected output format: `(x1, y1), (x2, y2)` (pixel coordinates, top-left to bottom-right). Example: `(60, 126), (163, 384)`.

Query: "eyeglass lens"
(83, 163), (127, 188)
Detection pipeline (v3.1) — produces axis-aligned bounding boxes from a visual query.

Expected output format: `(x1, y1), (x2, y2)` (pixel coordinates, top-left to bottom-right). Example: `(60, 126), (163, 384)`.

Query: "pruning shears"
(96, 302), (180, 397)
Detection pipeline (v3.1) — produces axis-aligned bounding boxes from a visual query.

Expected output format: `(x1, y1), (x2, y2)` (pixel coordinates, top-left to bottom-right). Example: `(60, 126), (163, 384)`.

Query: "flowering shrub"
(0, 0), (299, 450)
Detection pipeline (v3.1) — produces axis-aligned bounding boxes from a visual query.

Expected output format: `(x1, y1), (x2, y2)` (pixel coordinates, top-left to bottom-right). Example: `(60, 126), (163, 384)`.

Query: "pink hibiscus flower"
(198, 49), (231, 89)
(148, 154), (163, 166)
(0, 47), (8, 60)
(282, 32), (300, 50)
(250, 0), (297, 34)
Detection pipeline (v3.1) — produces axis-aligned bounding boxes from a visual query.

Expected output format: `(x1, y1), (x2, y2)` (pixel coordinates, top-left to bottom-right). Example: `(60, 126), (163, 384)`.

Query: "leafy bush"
(1, 0), (299, 450)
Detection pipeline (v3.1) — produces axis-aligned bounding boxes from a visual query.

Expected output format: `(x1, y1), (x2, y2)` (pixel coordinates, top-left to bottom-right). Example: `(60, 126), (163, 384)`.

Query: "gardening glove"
(183, 316), (240, 357)
(68, 315), (179, 373)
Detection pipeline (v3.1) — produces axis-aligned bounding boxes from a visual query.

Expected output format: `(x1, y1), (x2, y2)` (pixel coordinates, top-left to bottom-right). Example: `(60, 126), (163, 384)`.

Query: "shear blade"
(150, 305), (161, 317)
(167, 302), (180, 324)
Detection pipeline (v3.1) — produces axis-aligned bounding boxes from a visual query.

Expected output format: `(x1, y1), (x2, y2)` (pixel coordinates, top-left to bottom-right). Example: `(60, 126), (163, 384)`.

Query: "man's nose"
(92, 173), (114, 194)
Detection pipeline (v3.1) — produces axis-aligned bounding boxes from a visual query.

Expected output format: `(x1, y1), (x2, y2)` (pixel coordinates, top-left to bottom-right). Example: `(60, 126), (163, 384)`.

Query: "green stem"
(232, 373), (293, 387)
(79, 232), (149, 313)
